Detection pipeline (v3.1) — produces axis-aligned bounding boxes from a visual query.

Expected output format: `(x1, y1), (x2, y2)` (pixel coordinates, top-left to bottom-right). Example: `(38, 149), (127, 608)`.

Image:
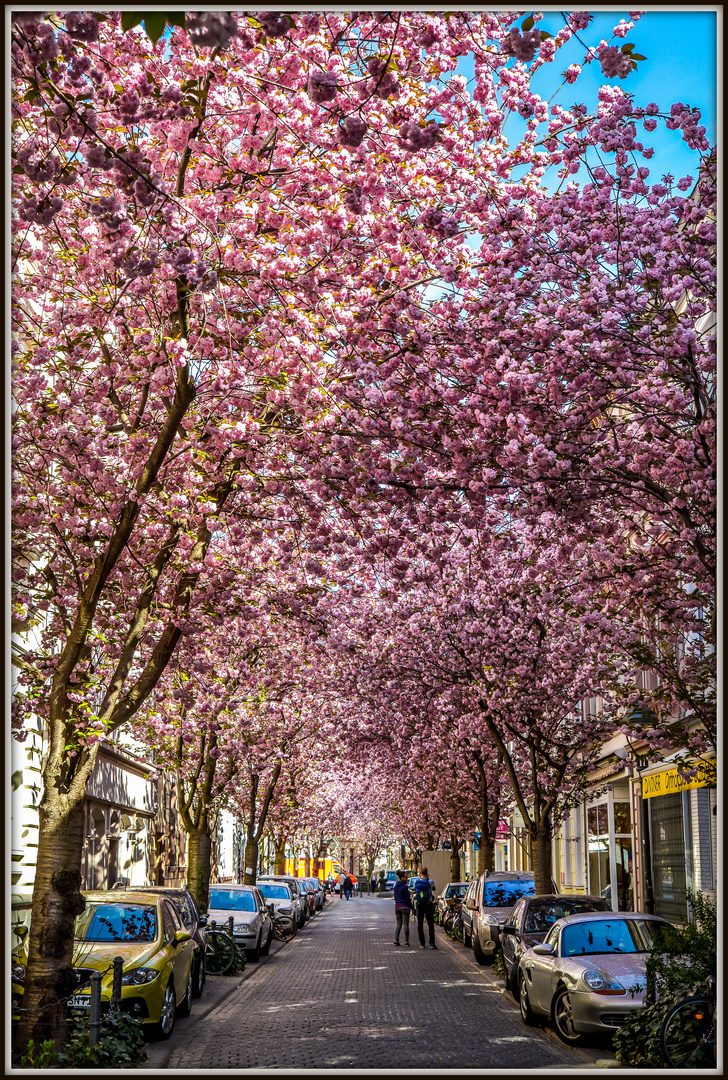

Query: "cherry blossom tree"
(11, 7), (714, 1051)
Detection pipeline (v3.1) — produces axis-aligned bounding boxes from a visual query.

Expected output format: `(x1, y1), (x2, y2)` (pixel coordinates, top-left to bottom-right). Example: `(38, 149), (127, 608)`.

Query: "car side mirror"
(465, 898), (476, 911)
(501, 925), (516, 936)
(173, 929), (192, 945)
(532, 943), (554, 956)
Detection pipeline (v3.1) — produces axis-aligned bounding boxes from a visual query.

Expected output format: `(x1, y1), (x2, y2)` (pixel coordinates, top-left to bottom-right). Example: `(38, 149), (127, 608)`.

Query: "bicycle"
(660, 979), (716, 1069)
(270, 909), (297, 943)
(204, 925), (237, 975)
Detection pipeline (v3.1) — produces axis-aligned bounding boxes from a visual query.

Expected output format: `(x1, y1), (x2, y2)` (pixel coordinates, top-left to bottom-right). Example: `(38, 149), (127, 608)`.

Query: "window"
(482, 880), (535, 907)
(561, 919), (657, 956)
(209, 889), (257, 912)
(76, 904), (157, 943)
(162, 900), (180, 945)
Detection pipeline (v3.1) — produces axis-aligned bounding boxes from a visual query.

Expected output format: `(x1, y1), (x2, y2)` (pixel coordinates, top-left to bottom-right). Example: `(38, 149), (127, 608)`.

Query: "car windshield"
(446, 885), (468, 898)
(258, 884), (290, 900)
(483, 880), (535, 906)
(209, 890), (256, 912)
(561, 919), (662, 956)
(523, 899), (608, 932)
(75, 904), (156, 943)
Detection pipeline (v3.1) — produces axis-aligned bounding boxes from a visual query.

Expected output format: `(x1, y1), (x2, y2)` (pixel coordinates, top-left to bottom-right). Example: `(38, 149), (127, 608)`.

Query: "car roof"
(82, 889), (164, 904)
(445, 882), (469, 887)
(525, 894), (606, 904)
(553, 910), (669, 926)
(481, 871), (534, 880)
(209, 883), (257, 891)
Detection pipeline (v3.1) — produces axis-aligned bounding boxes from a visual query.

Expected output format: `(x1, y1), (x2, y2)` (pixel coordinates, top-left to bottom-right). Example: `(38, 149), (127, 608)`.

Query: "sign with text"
(642, 759), (716, 800)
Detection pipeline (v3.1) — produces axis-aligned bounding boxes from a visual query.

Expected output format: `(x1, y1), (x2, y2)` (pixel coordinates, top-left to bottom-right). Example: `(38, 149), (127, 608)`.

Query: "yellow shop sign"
(642, 760), (716, 800)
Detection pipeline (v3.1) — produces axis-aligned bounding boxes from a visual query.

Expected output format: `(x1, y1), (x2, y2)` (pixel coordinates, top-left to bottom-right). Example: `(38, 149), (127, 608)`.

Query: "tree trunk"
(15, 794), (87, 1053)
(274, 836), (287, 875)
(186, 822), (212, 914)
(449, 836), (461, 881)
(530, 823), (553, 895)
(304, 852), (311, 876)
(478, 836), (496, 876)
(243, 840), (259, 885)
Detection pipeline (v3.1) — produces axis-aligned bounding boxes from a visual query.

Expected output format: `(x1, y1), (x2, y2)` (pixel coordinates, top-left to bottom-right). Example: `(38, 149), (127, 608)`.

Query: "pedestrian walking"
(414, 867), (437, 949)
(343, 873), (353, 901)
(393, 870), (412, 946)
(370, 872), (377, 894)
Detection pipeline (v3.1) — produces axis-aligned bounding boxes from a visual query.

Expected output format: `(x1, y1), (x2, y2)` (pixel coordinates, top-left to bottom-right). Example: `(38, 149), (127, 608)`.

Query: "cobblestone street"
(163, 897), (611, 1070)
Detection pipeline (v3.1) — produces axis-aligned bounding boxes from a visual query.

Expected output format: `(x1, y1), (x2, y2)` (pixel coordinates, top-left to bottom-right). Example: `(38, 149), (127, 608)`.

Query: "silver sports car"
(517, 910), (671, 1044)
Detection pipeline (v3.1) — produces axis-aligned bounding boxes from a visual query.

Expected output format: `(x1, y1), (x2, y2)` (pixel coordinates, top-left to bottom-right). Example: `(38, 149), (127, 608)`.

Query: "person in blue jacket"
(393, 870), (412, 945)
(414, 868), (437, 948)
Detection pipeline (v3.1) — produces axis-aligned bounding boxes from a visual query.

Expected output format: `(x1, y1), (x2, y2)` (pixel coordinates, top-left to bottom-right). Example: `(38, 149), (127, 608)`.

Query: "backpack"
(415, 878), (433, 905)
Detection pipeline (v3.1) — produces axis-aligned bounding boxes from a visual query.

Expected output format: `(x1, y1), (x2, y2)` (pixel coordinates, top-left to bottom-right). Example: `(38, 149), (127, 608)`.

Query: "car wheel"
(472, 933), (490, 966)
(192, 954), (205, 999)
(260, 927), (272, 956)
(246, 933), (261, 962)
(154, 981), (176, 1040)
(518, 969), (538, 1026)
(177, 966), (193, 1018)
(552, 986), (583, 1045)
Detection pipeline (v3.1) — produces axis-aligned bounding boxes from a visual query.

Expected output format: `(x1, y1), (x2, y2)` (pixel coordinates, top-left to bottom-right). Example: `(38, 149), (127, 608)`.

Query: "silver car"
(258, 875), (304, 928)
(256, 881), (298, 934)
(208, 884), (272, 962)
(517, 910), (672, 1044)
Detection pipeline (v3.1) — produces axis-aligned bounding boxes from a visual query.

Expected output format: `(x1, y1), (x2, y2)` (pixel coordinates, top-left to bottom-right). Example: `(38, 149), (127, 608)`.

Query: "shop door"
(650, 793), (687, 922)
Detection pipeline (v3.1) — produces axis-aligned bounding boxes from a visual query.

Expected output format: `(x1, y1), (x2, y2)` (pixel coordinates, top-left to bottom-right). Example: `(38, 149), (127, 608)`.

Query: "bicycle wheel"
(205, 929), (236, 975)
(661, 997), (715, 1068)
(273, 922), (296, 942)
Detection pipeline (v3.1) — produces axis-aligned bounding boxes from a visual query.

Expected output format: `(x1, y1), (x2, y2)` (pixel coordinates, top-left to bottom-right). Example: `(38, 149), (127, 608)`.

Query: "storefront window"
(614, 802), (631, 834)
(615, 837), (633, 911)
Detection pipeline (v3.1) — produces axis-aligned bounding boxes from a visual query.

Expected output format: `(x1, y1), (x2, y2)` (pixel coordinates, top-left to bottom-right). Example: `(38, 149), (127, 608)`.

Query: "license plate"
(69, 995), (90, 1009)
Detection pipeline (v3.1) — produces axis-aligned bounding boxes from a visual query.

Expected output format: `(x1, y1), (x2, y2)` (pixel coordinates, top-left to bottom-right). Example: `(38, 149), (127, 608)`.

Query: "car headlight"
(233, 923), (252, 933)
(582, 970), (626, 995)
(12, 963), (26, 983)
(483, 915), (499, 926)
(278, 907), (293, 915)
(121, 967), (160, 985)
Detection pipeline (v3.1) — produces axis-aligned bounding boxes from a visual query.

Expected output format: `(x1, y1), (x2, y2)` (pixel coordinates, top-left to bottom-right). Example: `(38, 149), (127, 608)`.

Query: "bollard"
(111, 956), (123, 1014)
(210, 919), (217, 932)
(227, 915), (234, 938)
(89, 971), (102, 1048)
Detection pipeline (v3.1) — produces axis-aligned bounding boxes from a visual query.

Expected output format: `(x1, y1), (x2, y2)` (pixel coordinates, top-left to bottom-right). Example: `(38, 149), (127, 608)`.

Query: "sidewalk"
(142, 930), (290, 1068)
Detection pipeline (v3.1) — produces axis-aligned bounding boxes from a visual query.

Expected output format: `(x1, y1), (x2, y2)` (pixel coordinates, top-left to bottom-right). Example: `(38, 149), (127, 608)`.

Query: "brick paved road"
(165, 896), (604, 1070)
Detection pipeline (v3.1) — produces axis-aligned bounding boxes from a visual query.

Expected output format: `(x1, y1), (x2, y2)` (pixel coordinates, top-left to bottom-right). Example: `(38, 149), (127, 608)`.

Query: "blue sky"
(455, 9), (718, 186)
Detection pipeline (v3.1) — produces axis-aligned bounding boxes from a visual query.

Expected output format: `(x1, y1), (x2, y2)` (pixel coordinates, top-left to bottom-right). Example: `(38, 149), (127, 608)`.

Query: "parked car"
(308, 876), (325, 910)
(256, 881), (298, 934)
(384, 870), (397, 892)
(466, 872), (543, 965)
(207, 884), (272, 962)
(500, 894), (612, 994)
(293, 878), (312, 920)
(437, 882), (469, 923)
(69, 889), (196, 1039)
(517, 910), (672, 1044)
(258, 875), (305, 928)
(461, 880), (478, 945)
(132, 885), (208, 998)
(299, 878), (318, 916)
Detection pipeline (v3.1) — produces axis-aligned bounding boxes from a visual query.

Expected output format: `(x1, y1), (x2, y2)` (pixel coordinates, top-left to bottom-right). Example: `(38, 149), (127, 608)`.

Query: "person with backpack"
(392, 870), (412, 945)
(414, 867), (437, 949)
(343, 873), (353, 900)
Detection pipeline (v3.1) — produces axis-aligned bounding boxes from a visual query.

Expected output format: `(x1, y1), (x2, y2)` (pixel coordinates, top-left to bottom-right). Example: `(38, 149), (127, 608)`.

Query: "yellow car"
(69, 890), (195, 1039)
